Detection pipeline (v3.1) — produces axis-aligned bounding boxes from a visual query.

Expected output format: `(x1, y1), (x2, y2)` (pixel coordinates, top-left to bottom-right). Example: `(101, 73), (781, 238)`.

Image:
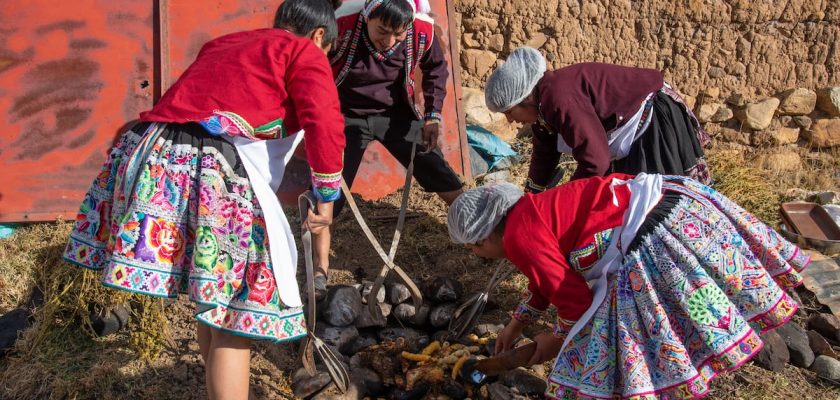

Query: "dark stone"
(499, 367), (548, 395)
(322, 285), (363, 327)
(441, 379), (468, 399)
(485, 338), (497, 356)
(429, 303), (457, 328)
(355, 303), (388, 329)
(393, 302), (431, 326)
(476, 323), (505, 336)
(793, 115), (813, 130)
(387, 282), (411, 304)
(0, 308), (30, 355)
(361, 280), (386, 305)
(389, 383), (430, 400)
(807, 330), (840, 359)
(315, 324), (359, 354)
(91, 304), (130, 337)
(811, 355), (840, 383)
(377, 327), (427, 345)
(754, 330), (790, 372)
(808, 313), (840, 343)
(776, 322), (815, 368)
(291, 368), (331, 399)
(487, 382), (528, 400)
(311, 378), (364, 400)
(424, 277), (465, 303)
(344, 334), (378, 356)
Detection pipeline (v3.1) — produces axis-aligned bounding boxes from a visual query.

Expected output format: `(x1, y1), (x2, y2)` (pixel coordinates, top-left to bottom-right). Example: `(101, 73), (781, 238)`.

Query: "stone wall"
(454, 0), (840, 183)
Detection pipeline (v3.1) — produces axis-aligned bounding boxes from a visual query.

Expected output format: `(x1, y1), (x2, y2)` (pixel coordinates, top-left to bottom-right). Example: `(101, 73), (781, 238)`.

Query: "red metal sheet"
(0, 0), (154, 222)
(0, 0), (467, 222)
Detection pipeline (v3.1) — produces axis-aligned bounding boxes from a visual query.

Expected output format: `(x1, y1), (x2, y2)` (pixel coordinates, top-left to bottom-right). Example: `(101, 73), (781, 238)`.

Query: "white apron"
(560, 173), (663, 352)
(227, 131), (305, 308)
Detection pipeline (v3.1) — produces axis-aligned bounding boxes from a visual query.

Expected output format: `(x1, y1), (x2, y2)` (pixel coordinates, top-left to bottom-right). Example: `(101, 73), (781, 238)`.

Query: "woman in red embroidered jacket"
(448, 175), (808, 399)
(485, 47), (712, 193)
(62, 1), (344, 398)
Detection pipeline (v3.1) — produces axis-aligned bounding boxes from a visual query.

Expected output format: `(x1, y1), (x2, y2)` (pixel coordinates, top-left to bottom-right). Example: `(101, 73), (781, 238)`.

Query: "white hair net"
(484, 47), (547, 113)
(448, 183), (524, 244)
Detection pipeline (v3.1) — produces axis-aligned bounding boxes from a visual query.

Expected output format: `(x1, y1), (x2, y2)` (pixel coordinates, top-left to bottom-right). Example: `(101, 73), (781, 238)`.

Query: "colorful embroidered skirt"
(547, 177), (809, 399)
(63, 122), (306, 342)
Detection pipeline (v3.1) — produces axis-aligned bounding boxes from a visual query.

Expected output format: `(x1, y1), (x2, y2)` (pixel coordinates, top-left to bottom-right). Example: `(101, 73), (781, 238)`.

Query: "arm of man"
(418, 32), (449, 151)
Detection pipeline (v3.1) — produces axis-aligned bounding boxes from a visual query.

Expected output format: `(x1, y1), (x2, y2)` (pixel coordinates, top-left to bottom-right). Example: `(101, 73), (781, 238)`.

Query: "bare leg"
(197, 322), (212, 363)
(437, 189), (463, 206)
(206, 328), (251, 400)
(313, 228), (331, 276)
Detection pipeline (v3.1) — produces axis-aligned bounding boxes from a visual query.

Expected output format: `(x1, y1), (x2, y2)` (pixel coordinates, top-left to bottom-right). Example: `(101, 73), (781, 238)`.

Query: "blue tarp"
(0, 223), (16, 239)
(466, 124), (518, 174)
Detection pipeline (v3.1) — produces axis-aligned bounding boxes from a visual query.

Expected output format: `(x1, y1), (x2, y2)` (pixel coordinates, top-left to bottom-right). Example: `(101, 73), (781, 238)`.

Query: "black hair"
(273, 0), (340, 47)
(368, 0), (414, 31)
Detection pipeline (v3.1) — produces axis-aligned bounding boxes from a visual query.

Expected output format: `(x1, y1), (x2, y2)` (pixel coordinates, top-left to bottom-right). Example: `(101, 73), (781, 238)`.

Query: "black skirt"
(612, 92), (709, 183)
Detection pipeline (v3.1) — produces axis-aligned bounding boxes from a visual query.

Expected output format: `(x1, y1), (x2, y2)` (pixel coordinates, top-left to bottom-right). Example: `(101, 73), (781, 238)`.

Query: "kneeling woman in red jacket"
(63, 1), (344, 398)
(448, 175), (808, 399)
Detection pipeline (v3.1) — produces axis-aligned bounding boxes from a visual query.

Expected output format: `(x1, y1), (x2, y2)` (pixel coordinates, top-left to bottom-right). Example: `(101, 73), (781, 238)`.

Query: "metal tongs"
(298, 192), (350, 393)
(449, 260), (515, 339)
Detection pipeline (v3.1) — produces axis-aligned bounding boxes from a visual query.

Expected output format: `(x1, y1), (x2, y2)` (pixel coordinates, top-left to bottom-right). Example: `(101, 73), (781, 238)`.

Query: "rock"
(482, 170), (511, 183)
(91, 304), (130, 337)
(315, 324), (359, 354)
(425, 277), (465, 303)
(356, 367), (384, 397)
(461, 49), (497, 79)
(811, 191), (839, 205)
(807, 330), (839, 359)
(311, 375), (365, 400)
(754, 150), (801, 173)
(793, 115), (813, 130)
(708, 66), (726, 78)
(429, 303), (457, 328)
(462, 17), (498, 32)
(387, 282), (411, 305)
(711, 106), (734, 122)
(476, 323), (505, 336)
(487, 381), (529, 399)
(344, 334), (378, 356)
(463, 87), (498, 127)
(291, 368), (332, 399)
(530, 364), (547, 377)
(0, 309), (30, 354)
(354, 304), (387, 329)
(696, 102), (722, 123)
(808, 313), (840, 342)
(806, 118), (840, 148)
(754, 330), (789, 372)
(488, 34), (505, 52)
(811, 355), (840, 382)
(526, 32), (548, 49)
(442, 379), (468, 399)
(389, 384), (430, 400)
(360, 281), (385, 305)
(725, 61), (747, 76)
(499, 367), (548, 395)
(735, 97), (780, 130)
(463, 33), (481, 49)
(776, 323), (815, 368)
(778, 88), (817, 115)
(701, 86), (720, 99)
(322, 285), (363, 327)
(715, 126), (751, 145)
(816, 87), (840, 117)
(771, 127), (801, 145)
(392, 302), (430, 325)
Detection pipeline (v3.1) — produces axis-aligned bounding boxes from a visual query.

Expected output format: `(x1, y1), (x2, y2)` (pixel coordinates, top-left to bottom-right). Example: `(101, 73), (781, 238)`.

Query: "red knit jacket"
(140, 29), (345, 196)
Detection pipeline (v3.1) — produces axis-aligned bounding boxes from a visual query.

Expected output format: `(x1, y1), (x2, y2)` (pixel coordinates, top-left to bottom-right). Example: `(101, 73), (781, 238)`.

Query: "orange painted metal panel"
(0, 0), (154, 222)
(0, 0), (467, 222)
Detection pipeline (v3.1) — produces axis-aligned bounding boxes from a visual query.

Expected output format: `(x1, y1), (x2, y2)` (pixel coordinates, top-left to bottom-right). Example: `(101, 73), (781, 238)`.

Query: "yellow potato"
(401, 351), (431, 362)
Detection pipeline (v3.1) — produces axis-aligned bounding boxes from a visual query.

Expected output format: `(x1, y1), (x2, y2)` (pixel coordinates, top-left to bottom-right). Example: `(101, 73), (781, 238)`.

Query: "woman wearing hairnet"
(448, 173), (808, 399)
(485, 47), (711, 193)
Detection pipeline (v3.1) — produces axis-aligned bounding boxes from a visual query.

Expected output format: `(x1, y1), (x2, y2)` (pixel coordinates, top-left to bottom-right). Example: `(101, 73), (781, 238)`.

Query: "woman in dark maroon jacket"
(485, 47), (711, 193)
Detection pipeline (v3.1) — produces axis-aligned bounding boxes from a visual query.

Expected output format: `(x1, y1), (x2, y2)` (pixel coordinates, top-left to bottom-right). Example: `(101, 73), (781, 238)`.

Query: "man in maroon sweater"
(485, 47), (711, 193)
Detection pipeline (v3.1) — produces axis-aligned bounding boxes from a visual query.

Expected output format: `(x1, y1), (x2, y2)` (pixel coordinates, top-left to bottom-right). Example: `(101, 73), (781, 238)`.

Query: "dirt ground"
(1, 141), (840, 399)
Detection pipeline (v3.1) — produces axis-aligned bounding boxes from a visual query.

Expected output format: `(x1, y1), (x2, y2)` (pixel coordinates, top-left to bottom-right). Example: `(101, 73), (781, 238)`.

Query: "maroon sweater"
(528, 63), (663, 189)
(335, 29), (449, 118)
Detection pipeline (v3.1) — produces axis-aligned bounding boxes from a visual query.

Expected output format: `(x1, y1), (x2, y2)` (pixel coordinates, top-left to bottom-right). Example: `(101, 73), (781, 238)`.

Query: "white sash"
(555, 91), (656, 160)
(560, 173), (663, 352)
(227, 131), (305, 307)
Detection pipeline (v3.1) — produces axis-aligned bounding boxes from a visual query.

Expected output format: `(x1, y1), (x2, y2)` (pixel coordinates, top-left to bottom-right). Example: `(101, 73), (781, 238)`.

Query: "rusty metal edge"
(445, 0), (471, 182)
